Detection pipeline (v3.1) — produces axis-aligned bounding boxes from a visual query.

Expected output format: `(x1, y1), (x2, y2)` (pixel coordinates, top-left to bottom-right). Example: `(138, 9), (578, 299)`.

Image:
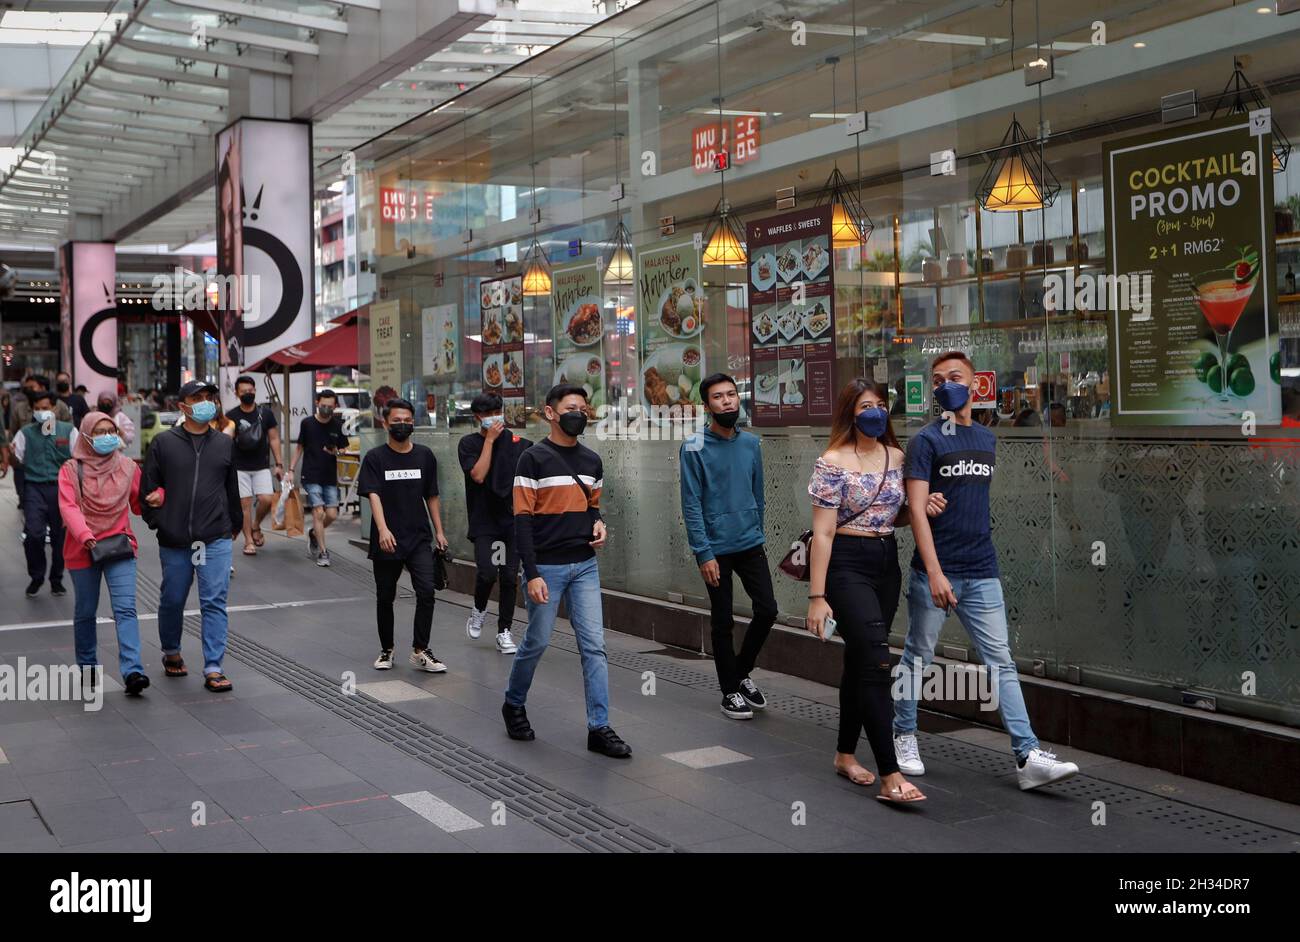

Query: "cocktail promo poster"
(1104, 115), (1280, 426)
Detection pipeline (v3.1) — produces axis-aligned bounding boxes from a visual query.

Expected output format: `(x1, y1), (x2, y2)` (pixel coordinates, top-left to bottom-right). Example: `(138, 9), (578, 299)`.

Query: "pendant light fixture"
(702, 1), (745, 267)
(976, 4), (1059, 213)
(1212, 58), (1291, 173)
(602, 40), (635, 287)
(814, 56), (872, 249)
(521, 78), (551, 296)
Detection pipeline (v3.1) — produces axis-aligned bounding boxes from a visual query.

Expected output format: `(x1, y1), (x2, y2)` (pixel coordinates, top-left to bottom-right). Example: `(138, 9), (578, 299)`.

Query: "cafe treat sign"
(1104, 115), (1281, 426)
(746, 205), (837, 426)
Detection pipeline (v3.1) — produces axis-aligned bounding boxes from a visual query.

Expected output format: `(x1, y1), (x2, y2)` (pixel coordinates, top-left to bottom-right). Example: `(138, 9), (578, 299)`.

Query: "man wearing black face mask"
(293, 389), (349, 566)
(502, 384), (630, 758)
(55, 371), (89, 426)
(679, 373), (775, 719)
(357, 398), (449, 673)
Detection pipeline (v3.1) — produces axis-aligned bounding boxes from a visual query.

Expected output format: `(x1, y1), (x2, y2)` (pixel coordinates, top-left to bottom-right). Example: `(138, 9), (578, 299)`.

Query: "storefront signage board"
(369, 299), (402, 393)
(635, 240), (706, 419)
(478, 275), (526, 427)
(972, 370), (997, 409)
(422, 303), (458, 378)
(550, 262), (606, 413)
(746, 205), (836, 426)
(905, 374), (926, 415)
(1103, 115), (1281, 425)
(692, 116), (761, 174)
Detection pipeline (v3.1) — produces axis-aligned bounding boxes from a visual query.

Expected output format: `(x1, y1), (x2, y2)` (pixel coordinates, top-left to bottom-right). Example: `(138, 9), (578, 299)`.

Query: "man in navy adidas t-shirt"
(893, 351), (1079, 791)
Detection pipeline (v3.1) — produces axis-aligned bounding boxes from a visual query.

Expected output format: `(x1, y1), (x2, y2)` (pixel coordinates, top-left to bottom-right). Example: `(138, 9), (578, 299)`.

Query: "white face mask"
(33, 409), (54, 424)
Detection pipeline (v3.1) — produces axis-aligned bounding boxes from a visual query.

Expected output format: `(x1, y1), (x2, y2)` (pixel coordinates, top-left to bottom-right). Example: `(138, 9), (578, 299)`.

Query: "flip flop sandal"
(242, 545), (258, 556)
(836, 766), (876, 787)
(876, 785), (927, 804)
(204, 673), (233, 693)
(162, 654), (187, 677)
(251, 527), (265, 547)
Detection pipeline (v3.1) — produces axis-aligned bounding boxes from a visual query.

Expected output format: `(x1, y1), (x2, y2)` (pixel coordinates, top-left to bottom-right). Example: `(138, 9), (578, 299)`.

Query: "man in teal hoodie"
(679, 373), (776, 720)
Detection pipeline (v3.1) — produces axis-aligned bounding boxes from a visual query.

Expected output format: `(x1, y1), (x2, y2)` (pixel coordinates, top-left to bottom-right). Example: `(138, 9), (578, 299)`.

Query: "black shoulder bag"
(778, 449), (890, 582)
(76, 460), (136, 565)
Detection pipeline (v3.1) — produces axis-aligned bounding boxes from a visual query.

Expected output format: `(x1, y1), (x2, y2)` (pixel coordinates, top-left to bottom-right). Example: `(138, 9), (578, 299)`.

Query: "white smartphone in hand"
(822, 616), (838, 641)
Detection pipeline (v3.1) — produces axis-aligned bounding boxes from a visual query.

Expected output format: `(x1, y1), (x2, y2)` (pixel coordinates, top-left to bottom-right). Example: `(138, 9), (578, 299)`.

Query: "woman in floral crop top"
(804, 379), (942, 804)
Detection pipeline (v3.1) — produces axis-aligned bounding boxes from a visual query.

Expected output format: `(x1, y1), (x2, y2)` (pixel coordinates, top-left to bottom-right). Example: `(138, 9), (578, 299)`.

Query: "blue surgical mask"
(481, 415), (503, 430)
(91, 434), (121, 455)
(189, 400), (218, 423)
(855, 406), (889, 439)
(934, 381), (970, 412)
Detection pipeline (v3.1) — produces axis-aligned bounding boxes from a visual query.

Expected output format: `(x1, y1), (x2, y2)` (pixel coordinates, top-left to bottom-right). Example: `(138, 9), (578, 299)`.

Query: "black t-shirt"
(357, 442), (439, 559)
(458, 430), (530, 540)
(298, 414), (348, 486)
(227, 404), (278, 471)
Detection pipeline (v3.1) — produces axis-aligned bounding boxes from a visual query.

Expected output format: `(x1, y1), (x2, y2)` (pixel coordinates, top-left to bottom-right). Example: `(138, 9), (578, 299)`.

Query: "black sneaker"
(25, 579), (42, 598)
(124, 672), (151, 697)
(587, 726), (632, 758)
(721, 692), (754, 720)
(50, 580), (67, 597)
(502, 702), (535, 741)
(308, 529), (319, 558)
(738, 677), (767, 710)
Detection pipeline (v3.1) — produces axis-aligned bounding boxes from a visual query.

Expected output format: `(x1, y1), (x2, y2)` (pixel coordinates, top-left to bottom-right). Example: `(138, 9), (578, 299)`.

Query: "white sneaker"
(1017, 748), (1079, 791)
(373, 649), (394, 670)
(894, 733), (926, 775)
(496, 630), (517, 654)
(466, 607), (487, 640)
(409, 649), (447, 673)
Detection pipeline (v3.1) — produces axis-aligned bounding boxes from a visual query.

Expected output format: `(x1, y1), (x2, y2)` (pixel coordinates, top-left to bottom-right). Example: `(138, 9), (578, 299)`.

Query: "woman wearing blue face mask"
(57, 411), (150, 695)
(805, 379), (937, 803)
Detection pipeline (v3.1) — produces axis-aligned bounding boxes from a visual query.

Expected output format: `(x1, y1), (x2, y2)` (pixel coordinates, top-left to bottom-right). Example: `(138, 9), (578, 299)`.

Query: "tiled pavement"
(1, 478), (1297, 853)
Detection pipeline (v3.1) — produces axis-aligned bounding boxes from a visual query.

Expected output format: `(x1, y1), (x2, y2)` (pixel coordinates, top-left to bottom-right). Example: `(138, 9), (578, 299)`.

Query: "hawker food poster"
(1104, 115), (1280, 426)
(636, 240), (706, 419)
(550, 262), (607, 413)
(479, 275), (526, 427)
(746, 205), (836, 426)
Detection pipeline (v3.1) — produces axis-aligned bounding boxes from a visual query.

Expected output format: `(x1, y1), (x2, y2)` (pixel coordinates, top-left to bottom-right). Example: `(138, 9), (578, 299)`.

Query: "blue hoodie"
(679, 427), (765, 564)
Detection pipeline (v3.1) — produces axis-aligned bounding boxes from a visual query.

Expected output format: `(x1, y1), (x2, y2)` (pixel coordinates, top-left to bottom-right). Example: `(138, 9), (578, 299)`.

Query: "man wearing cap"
(141, 380), (244, 693)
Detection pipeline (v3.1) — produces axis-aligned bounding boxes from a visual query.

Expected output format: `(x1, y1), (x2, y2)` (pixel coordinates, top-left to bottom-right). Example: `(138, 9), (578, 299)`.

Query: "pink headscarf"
(70, 410), (136, 534)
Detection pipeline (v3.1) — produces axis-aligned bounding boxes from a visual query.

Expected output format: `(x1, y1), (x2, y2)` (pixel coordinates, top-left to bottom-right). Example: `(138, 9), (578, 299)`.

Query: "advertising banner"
(479, 275), (526, 427)
(905, 374), (926, 415)
(369, 299), (402, 393)
(636, 240), (706, 420)
(972, 370), (997, 409)
(422, 303), (459, 378)
(58, 241), (118, 403)
(746, 205), (836, 426)
(550, 262), (606, 413)
(1104, 115), (1281, 425)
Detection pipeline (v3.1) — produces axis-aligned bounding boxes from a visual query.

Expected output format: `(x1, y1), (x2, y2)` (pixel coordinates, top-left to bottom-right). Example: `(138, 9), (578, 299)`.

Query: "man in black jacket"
(142, 380), (243, 693)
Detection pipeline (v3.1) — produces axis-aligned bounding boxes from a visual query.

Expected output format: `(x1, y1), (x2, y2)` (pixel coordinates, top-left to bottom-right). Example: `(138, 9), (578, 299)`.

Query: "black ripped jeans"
(825, 533), (902, 776)
(472, 532), (519, 633)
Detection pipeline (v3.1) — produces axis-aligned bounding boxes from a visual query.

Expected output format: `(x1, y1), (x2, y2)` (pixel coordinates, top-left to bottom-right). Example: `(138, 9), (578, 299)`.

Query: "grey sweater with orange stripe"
(512, 438), (603, 580)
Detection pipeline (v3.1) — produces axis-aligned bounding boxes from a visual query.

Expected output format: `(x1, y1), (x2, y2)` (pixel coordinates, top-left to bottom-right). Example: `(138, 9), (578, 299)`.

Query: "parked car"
(140, 410), (181, 454)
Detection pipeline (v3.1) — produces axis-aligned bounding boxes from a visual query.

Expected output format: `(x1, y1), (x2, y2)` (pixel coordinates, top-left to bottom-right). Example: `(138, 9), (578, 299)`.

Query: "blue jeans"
(158, 538), (233, 675)
(893, 570), (1039, 759)
(505, 557), (610, 730)
(71, 557), (144, 680)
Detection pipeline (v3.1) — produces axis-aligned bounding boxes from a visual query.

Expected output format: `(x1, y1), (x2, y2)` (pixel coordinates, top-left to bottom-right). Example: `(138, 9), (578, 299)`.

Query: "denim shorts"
(303, 483), (340, 509)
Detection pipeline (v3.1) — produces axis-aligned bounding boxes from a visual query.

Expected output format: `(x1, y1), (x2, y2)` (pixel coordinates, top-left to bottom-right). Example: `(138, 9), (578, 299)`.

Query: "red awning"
(248, 311), (358, 372)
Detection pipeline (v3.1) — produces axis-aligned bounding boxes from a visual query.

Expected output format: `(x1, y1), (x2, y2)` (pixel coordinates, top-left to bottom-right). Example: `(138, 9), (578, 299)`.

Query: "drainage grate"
(133, 572), (677, 854)
(1039, 776), (1161, 809)
(915, 733), (1021, 776)
(1133, 802), (1292, 848)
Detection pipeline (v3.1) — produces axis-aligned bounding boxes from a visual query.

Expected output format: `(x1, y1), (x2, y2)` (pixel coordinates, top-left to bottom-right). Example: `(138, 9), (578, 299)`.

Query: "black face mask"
(317, 405), (334, 417)
(56, 382), (70, 393)
(558, 411), (588, 437)
(239, 392), (256, 405)
(388, 422), (414, 442)
(98, 402), (114, 413)
(713, 409), (741, 429)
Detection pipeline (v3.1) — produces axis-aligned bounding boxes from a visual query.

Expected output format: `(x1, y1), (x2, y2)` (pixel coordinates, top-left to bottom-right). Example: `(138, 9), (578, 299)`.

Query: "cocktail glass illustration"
(1192, 267), (1258, 405)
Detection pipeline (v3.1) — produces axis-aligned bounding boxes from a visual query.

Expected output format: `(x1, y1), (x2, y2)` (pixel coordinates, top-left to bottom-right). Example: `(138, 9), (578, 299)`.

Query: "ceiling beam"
(166, 0), (349, 35)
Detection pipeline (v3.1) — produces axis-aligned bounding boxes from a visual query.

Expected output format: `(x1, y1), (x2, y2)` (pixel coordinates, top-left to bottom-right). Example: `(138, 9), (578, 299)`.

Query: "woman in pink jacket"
(58, 410), (160, 695)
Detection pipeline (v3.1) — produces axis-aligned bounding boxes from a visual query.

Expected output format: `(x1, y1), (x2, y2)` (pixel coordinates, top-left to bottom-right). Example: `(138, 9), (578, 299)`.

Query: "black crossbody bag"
(76, 460), (135, 565)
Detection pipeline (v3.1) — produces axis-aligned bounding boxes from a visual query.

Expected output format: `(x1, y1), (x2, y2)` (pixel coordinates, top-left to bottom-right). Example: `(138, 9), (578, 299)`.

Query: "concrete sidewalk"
(0, 476), (1296, 853)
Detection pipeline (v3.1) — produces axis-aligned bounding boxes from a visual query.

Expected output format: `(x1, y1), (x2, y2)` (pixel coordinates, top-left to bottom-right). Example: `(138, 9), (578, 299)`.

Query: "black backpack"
(236, 407), (265, 452)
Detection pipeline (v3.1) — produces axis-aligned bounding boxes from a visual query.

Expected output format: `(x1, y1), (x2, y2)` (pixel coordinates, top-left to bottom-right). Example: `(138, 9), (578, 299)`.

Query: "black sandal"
(204, 673), (233, 693)
(162, 654), (187, 677)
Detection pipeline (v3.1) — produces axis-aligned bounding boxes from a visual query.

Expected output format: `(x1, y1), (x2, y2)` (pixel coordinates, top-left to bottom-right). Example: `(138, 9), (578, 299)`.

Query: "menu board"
(550, 262), (606, 413)
(1104, 115), (1281, 426)
(422, 303), (458, 378)
(746, 205), (836, 426)
(636, 240), (706, 420)
(478, 274), (526, 427)
(369, 299), (402, 392)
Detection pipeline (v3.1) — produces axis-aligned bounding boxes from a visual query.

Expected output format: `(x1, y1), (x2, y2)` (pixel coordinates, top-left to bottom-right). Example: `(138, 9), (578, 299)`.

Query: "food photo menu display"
(479, 274), (526, 428)
(747, 205), (836, 426)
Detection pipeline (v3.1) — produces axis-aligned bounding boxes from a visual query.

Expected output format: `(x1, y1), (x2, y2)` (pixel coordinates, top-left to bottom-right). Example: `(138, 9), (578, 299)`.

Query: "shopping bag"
(282, 487), (305, 538)
(272, 478), (290, 530)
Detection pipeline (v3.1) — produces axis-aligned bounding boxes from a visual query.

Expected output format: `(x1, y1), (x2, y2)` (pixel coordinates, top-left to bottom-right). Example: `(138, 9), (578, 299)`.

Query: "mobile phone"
(822, 616), (838, 641)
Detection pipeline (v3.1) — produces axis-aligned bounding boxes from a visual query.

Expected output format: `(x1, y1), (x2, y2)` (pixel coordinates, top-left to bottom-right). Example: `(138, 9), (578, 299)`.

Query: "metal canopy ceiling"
(0, 0), (629, 251)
